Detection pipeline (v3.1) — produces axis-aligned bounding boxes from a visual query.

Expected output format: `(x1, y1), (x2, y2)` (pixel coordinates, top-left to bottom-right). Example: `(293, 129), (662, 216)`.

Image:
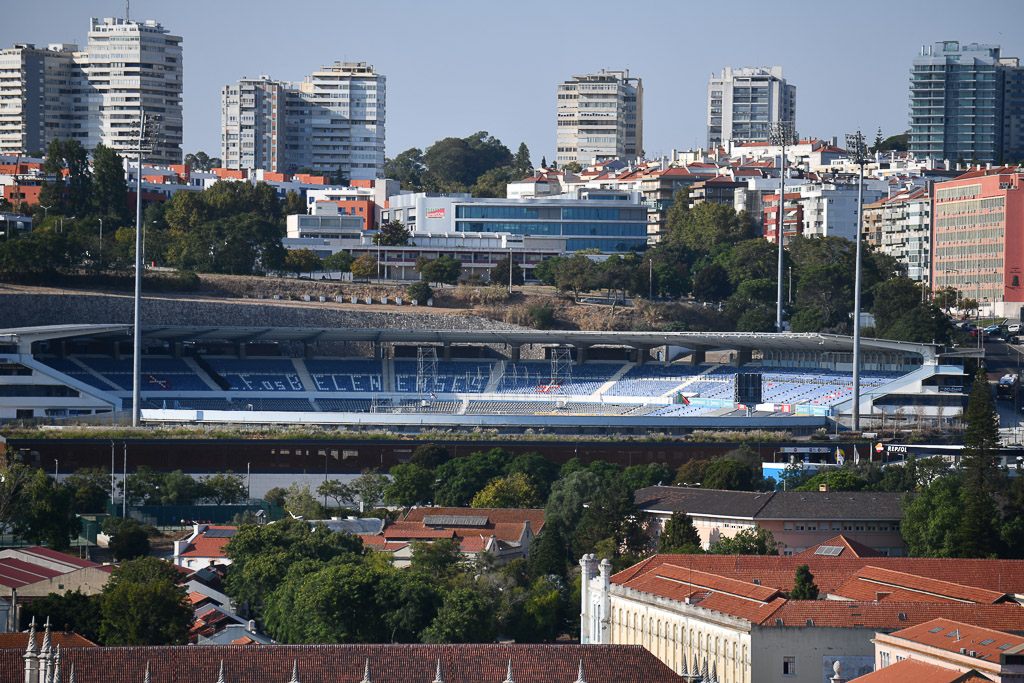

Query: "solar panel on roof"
(202, 528), (237, 538)
(814, 545), (843, 556)
(422, 515), (488, 527)
(999, 643), (1014, 650)
(981, 639), (995, 646)
(929, 627), (945, 633)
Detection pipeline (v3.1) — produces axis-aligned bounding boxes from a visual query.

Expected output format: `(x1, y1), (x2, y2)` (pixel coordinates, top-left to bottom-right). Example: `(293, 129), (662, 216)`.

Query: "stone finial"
(215, 659), (225, 683)
(692, 655), (699, 682)
(68, 663), (75, 683)
(52, 644), (61, 683)
(701, 658), (709, 682)
(288, 660), (300, 683)
(359, 658), (371, 683)
(40, 618), (52, 656)
(25, 616), (38, 655)
(829, 660), (846, 683)
(144, 661), (151, 683)
(574, 659), (586, 683)
(432, 659), (444, 683)
(503, 658), (514, 683)
(710, 660), (717, 683)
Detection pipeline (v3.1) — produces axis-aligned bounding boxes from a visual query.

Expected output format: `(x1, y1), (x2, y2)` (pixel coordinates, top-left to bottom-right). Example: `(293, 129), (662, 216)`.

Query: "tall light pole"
(128, 109), (158, 427)
(846, 130), (868, 432)
(98, 218), (103, 258)
(769, 121), (797, 332)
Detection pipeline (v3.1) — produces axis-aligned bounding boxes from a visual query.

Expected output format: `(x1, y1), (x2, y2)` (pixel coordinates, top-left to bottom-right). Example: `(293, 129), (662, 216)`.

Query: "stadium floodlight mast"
(768, 121), (797, 332)
(846, 130), (869, 432)
(127, 109), (159, 427)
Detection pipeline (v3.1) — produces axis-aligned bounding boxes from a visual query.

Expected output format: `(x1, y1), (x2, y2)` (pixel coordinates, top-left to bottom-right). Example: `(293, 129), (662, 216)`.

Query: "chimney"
(248, 619), (257, 633)
(876, 591), (891, 601)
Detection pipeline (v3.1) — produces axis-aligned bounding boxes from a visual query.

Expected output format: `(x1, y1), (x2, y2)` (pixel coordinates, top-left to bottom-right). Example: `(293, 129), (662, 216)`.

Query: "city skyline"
(4, 0), (1024, 166)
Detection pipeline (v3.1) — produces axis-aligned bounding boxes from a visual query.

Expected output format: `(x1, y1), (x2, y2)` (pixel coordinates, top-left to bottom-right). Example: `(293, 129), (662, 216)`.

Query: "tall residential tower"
(556, 69), (643, 167)
(706, 66), (796, 148)
(221, 62), (385, 180)
(909, 41), (1023, 164)
(0, 44), (82, 156)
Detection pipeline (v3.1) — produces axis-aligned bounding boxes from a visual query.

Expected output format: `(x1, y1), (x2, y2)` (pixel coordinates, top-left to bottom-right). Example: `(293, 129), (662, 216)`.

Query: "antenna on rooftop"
(126, 0), (130, 20)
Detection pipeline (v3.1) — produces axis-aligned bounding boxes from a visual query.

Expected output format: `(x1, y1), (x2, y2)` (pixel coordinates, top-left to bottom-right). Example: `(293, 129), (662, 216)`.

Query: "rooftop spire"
(52, 644), (61, 683)
(574, 659), (586, 683)
(24, 616), (38, 655)
(144, 661), (151, 683)
(503, 658), (514, 683)
(216, 659), (225, 683)
(432, 659), (444, 683)
(68, 663), (75, 683)
(360, 659), (371, 683)
(40, 617), (52, 656)
(288, 660), (300, 683)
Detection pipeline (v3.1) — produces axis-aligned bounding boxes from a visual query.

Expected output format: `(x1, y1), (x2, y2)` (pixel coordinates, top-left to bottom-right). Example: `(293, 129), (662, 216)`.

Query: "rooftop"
(885, 617), (1024, 660)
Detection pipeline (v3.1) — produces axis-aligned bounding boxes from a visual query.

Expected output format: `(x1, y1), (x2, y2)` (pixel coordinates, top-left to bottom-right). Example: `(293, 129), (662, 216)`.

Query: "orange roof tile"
(0, 632), (97, 649)
(846, 657), (985, 683)
(765, 601), (1024, 630)
(832, 566), (1008, 604)
(886, 617), (1024, 660)
(794, 535), (884, 559)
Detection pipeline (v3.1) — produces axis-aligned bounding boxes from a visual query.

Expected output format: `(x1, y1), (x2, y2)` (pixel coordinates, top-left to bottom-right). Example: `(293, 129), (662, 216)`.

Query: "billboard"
(426, 208), (445, 219)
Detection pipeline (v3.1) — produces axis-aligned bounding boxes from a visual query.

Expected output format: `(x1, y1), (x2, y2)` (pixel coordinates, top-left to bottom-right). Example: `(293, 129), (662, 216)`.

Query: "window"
(783, 657), (796, 676)
(795, 522), (804, 531)
(880, 652), (890, 667)
(783, 521), (794, 531)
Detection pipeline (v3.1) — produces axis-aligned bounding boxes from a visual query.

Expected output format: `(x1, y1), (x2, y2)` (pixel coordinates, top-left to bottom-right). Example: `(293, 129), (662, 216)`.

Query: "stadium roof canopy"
(0, 324), (939, 361)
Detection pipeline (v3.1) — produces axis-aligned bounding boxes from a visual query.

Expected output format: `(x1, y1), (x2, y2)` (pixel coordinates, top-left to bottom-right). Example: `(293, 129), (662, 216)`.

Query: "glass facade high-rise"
(909, 41), (1023, 164)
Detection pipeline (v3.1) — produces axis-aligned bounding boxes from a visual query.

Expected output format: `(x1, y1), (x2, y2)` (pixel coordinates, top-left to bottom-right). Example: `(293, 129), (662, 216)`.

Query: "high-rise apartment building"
(221, 62), (385, 181)
(863, 187), (933, 285)
(909, 41), (1024, 164)
(0, 17), (182, 164)
(83, 18), (183, 165)
(0, 44), (82, 156)
(556, 69), (642, 167)
(706, 67), (796, 148)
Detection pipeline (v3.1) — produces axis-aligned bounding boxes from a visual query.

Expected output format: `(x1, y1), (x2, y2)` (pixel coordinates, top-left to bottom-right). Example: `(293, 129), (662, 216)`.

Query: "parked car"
(985, 324), (1003, 336)
(1009, 323), (1022, 334)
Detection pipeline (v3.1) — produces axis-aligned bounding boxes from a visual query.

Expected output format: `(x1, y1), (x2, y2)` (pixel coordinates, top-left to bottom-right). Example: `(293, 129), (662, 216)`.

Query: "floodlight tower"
(846, 130), (869, 432)
(768, 121), (797, 332)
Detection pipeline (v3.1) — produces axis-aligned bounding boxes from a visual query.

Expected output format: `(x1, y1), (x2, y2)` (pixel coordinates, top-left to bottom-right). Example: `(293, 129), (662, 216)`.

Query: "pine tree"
(957, 365), (1002, 557)
(790, 564), (819, 600)
(658, 511), (702, 553)
(530, 522), (567, 579)
(872, 127), (884, 152)
(513, 142), (533, 178)
(540, 156), (547, 169)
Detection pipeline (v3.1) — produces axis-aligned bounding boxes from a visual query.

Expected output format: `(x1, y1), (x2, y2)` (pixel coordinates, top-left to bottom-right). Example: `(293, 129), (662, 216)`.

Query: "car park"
(1009, 323), (1022, 334)
(985, 324), (1003, 336)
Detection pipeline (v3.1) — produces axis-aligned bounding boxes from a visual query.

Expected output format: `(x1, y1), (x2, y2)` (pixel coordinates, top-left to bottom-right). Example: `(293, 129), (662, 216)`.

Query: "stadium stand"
(205, 358), (304, 392)
(393, 360), (495, 394)
(306, 359), (385, 392)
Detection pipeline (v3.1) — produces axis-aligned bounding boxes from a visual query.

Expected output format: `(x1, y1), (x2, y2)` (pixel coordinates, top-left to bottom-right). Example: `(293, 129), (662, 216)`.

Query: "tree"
(433, 448), (508, 506)
(108, 521), (151, 561)
(957, 366), (1002, 557)
(658, 512), (702, 553)
(384, 147), (425, 190)
(350, 253), (378, 281)
(100, 557), (192, 646)
(545, 470), (602, 537)
(283, 190), (305, 216)
(901, 475), (965, 557)
(471, 472), (542, 509)
(410, 538), (467, 579)
(40, 138), (91, 216)
(63, 467), (110, 513)
(667, 201), (756, 252)
(201, 471), (248, 504)
(23, 590), (102, 644)
(121, 466), (162, 505)
(490, 256), (524, 287)
(283, 482), (324, 519)
(622, 463), (675, 492)
(157, 470), (203, 505)
(504, 452), (560, 500)
(471, 166), (519, 198)
(553, 253), (597, 301)
(406, 280), (433, 303)
(673, 459), (711, 487)
(323, 250), (354, 273)
(572, 481), (648, 558)
(284, 248), (322, 276)
(701, 459), (755, 491)
(14, 469), (77, 550)
(410, 443), (450, 470)
(418, 255), (462, 286)
(790, 564), (819, 600)
(709, 526), (779, 555)
(692, 263), (732, 302)
(385, 464), (435, 507)
(513, 142), (533, 178)
(317, 479), (355, 508)
(532, 256), (562, 286)
(795, 470), (869, 492)
(872, 277), (923, 336)
(264, 486), (288, 508)
(373, 220), (412, 246)
(184, 151), (221, 172)
(351, 470), (390, 509)
(530, 523), (568, 579)
(91, 143), (128, 221)
(421, 584), (497, 644)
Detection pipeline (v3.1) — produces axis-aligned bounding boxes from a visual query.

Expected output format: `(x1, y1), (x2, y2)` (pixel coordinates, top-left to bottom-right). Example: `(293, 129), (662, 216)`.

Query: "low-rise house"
(0, 547), (111, 633)
(635, 486), (907, 556)
(171, 524), (237, 570)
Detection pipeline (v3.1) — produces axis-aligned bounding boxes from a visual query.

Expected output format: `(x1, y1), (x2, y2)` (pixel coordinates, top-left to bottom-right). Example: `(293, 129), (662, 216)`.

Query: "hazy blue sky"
(7, 0), (1024, 163)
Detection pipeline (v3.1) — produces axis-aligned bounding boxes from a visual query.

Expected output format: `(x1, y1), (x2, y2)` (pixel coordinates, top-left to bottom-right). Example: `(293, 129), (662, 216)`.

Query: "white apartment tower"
(0, 44), (82, 156)
(707, 66), (796, 148)
(221, 62), (385, 180)
(84, 17), (183, 165)
(556, 69), (643, 166)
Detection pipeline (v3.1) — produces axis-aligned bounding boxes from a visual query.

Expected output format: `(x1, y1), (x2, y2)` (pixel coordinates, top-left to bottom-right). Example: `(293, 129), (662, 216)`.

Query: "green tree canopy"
(323, 251), (354, 273)
(372, 220), (412, 246)
(100, 557), (192, 646)
(386, 464), (435, 507)
(709, 526), (779, 555)
(417, 255), (462, 286)
(471, 472), (542, 509)
(795, 470), (869, 492)
(91, 143), (128, 221)
(490, 256), (524, 287)
(410, 443), (450, 470)
(701, 459), (756, 491)
(790, 564), (820, 600)
(553, 253), (598, 300)
(658, 511), (703, 553)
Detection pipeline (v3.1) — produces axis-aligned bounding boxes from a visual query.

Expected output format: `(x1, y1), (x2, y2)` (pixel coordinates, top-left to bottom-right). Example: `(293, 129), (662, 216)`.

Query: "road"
(981, 323), (1024, 445)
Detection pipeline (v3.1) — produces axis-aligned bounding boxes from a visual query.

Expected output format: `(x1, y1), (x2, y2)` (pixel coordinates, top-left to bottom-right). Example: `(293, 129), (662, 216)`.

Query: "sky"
(7, 0), (1024, 164)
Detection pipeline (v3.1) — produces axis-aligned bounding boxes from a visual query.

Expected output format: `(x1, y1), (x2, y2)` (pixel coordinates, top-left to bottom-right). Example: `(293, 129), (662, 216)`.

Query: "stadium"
(0, 324), (971, 435)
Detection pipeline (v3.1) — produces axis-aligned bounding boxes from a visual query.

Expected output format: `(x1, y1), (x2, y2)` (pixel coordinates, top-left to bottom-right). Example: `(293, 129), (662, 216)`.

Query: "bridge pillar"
(736, 348), (752, 366)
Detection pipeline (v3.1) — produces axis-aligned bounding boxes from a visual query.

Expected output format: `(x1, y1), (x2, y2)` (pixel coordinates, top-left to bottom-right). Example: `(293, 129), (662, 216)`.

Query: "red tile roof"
(0, 643), (685, 683)
(178, 526), (236, 559)
(831, 566), (1009, 604)
(0, 632), (97, 649)
(794, 535), (885, 559)
(885, 617), (1024, 660)
(852, 658), (986, 683)
(766, 601), (1024, 630)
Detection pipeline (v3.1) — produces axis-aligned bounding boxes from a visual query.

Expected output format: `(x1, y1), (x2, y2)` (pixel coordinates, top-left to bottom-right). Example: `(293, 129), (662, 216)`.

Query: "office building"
(910, 41), (1024, 164)
(83, 17), (183, 165)
(863, 186), (933, 285)
(556, 69), (642, 167)
(222, 62), (385, 180)
(0, 17), (183, 164)
(707, 66), (796, 148)
(931, 165), (1024, 316)
(0, 44), (81, 156)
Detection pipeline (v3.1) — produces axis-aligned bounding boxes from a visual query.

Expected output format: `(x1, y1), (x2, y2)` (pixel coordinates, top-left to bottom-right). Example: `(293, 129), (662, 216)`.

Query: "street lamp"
(98, 218), (103, 258)
(768, 121), (797, 332)
(846, 130), (868, 432)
